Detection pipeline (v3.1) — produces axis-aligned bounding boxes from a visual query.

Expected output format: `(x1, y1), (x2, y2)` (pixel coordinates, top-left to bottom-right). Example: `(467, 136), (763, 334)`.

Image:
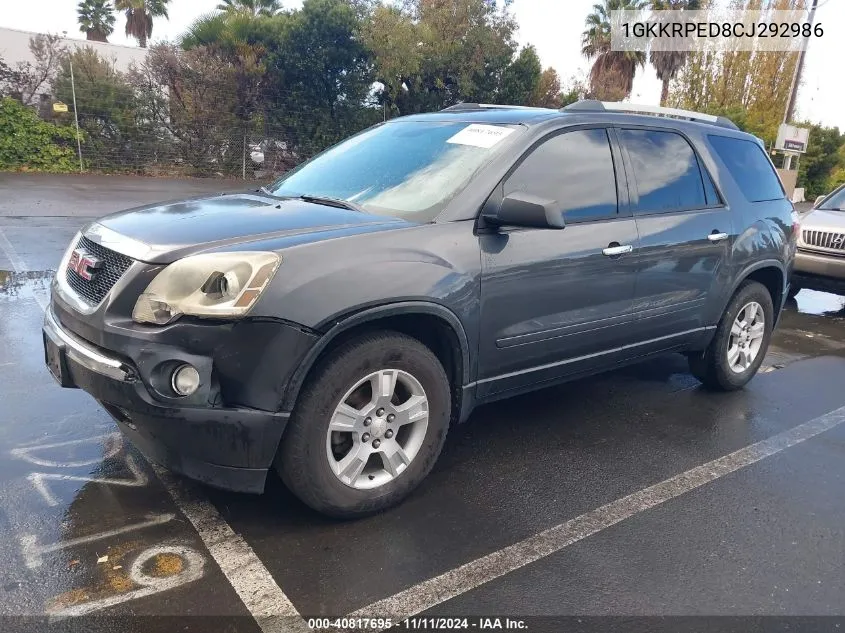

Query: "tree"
(115, 0), (169, 48)
(78, 0), (116, 42)
(362, 0), (518, 114)
(669, 0), (805, 147)
(796, 124), (844, 198)
(582, 0), (646, 100)
(53, 47), (147, 171)
(498, 45), (541, 105)
(649, 0), (699, 106)
(130, 44), (243, 171)
(0, 97), (79, 172)
(216, 0), (283, 16)
(530, 67), (561, 108)
(0, 35), (66, 106)
(262, 0), (376, 154)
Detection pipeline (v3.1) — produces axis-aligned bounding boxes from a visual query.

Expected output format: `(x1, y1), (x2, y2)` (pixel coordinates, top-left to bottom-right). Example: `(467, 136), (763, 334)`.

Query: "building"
(0, 26), (146, 73)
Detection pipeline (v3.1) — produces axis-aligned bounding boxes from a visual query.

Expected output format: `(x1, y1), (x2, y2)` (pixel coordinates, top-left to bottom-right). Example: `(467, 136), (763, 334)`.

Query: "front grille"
(803, 229), (845, 251)
(65, 235), (134, 306)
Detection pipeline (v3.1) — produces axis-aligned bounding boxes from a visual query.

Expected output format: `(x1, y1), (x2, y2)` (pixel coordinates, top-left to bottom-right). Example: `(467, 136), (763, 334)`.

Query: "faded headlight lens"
(132, 252), (281, 325)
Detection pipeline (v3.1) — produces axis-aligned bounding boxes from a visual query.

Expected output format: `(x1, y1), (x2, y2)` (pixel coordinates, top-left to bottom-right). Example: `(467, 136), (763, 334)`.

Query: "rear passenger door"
(617, 127), (734, 344)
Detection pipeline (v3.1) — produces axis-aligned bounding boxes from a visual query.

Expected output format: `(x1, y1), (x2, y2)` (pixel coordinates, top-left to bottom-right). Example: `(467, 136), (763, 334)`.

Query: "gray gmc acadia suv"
(43, 101), (798, 517)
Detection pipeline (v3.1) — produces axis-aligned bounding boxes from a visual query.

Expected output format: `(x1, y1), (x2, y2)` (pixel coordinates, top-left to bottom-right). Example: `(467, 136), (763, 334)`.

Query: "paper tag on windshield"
(447, 124), (514, 148)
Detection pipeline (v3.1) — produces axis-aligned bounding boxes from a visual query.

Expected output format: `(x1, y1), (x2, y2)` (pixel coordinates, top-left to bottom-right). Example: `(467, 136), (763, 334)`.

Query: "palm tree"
(216, 0), (282, 17)
(114, 0), (170, 48)
(649, 0), (700, 105)
(77, 0), (116, 42)
(582, 0), (646, 100)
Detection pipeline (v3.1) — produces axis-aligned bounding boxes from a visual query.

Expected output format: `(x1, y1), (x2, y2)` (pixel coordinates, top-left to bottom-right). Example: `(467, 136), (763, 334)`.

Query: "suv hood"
(85, 192), (412, 264)
(802, 208), (845, 231)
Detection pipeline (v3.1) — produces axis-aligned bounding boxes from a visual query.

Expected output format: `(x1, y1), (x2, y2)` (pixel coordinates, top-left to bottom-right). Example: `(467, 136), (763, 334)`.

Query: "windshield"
(266, 120), (522, 222)
(818, 185), (845, 211)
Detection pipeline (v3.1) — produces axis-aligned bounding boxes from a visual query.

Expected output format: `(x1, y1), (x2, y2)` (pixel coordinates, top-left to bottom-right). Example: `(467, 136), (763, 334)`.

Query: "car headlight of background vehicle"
(132, 252), (281, 325)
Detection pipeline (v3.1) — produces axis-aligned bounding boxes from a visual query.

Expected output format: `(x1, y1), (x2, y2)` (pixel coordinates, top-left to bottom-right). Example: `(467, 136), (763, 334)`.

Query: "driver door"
(477, 127), (640, 398)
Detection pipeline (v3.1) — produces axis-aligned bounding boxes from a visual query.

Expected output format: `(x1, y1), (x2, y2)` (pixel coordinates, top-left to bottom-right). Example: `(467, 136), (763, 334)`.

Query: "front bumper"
(795, 248), (845, 279)
(43, 306), (306, 493)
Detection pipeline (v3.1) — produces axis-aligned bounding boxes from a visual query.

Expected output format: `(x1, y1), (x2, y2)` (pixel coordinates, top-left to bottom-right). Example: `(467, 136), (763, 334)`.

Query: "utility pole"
(69, 58), (84, 174)
(783, 0), (819, 126)
(781, 0), (819, 171)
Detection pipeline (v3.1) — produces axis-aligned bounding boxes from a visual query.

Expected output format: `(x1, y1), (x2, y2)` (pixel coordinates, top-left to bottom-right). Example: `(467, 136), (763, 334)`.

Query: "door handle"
(602, 244), (633, 257)
(708, 231), (729, 242)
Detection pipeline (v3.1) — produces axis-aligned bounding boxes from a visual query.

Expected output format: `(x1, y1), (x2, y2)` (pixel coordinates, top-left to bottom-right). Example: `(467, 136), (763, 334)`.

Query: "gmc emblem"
(68, 248), (102, 281)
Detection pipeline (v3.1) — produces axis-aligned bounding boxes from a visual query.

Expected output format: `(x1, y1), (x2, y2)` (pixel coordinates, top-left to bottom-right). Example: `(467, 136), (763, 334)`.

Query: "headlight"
(132, 252), (281, 325)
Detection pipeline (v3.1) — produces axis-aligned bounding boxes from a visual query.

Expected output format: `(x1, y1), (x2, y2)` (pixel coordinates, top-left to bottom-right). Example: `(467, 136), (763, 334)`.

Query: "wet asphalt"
(0, 173), (843, 631)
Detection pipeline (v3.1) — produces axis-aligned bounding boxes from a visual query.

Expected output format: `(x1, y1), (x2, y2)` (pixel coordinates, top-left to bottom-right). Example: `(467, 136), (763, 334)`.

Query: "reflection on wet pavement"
(0, 270), (55, 300)
(794, 288), (845, 318)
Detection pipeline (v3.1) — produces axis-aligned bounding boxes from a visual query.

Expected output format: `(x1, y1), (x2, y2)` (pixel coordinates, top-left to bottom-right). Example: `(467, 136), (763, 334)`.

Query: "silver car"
(792, 184), (845, 297)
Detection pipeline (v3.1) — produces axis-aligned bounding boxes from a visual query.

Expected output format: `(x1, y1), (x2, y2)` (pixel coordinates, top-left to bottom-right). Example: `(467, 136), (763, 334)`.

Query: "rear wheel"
(689, 280), (774, 391)
(277, 331), (450, 518)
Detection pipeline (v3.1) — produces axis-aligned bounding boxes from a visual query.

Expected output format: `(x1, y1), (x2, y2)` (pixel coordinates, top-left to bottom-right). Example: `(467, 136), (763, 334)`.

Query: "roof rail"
(440, 103), (541, 112)
(562, 100), (739, 130)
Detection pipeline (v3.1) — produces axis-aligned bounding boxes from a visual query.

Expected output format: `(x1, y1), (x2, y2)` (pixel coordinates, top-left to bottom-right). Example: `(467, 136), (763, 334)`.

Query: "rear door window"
(707, 135), (785, 202)
(618, 129), (707, 214)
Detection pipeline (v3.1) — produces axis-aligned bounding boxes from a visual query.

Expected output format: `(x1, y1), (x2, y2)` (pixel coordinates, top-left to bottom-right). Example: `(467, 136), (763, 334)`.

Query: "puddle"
(0, 269), (55, 299)
(794, 289), (845, 318)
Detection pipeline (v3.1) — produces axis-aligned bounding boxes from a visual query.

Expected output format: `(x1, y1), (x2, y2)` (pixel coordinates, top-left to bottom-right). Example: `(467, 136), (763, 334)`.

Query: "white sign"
(447, 124), (515, 148)
(776, 123), (810, 154)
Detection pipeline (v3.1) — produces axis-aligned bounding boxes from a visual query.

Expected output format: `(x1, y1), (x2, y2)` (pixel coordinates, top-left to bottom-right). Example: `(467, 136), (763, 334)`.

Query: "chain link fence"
(50, 100), (383, 180)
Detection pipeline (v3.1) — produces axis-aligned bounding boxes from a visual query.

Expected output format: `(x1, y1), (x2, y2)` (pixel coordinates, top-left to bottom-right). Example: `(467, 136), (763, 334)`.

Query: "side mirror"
(483, 192), (565, 229)
(814, 194), (826, 208)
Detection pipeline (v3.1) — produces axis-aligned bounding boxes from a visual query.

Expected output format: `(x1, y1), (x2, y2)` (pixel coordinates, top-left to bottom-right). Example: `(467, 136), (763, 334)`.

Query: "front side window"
(619, 129), (707, 214)
(504, 128), (618, 223)
(267, 121), (522, 222)
(708, 134), (785, 203)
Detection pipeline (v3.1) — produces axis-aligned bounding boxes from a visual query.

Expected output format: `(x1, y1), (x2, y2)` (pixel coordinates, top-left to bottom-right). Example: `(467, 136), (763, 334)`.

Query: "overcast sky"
(1, 0), (842, 129)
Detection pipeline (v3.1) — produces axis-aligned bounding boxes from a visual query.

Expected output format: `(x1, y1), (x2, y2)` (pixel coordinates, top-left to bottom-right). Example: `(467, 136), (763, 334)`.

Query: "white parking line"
(0, 226), (48, 310)
(349, 404), (845, 622)
(155, 467), (310, 633)
(0, 227), (27, 272)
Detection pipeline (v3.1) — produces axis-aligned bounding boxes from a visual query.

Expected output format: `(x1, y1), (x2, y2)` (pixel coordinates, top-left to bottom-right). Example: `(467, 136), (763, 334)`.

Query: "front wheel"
(688, 280), (774, 391)
(277, 331), (451, 518)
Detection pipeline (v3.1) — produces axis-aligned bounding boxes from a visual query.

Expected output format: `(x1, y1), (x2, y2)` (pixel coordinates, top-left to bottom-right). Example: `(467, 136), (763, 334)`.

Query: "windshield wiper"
(295, 194), (366, 213)
(257, 188), (366, 213)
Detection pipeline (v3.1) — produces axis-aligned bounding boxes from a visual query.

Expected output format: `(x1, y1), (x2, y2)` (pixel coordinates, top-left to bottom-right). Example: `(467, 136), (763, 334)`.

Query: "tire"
(688, 280), (774, 391)
(277, 331), (451, 518)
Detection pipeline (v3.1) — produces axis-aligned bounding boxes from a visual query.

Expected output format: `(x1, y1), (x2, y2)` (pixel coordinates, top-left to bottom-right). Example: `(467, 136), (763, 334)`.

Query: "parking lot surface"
(0, 174), (843, 631)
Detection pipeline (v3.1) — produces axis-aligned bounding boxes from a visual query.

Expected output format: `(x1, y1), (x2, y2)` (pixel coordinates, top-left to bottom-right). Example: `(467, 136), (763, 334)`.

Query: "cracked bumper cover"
(43, 302), (318, 493)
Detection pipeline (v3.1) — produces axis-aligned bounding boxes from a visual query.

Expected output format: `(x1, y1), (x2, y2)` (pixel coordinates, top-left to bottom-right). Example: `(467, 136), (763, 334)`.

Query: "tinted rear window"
(707, 135), (785, 203)
(618, 129), (706, 214)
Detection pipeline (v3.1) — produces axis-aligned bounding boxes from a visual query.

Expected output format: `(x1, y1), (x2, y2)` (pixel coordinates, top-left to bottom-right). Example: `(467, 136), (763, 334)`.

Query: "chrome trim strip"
(474, 326), (713, 387)
(84, 223), (179, 262)
(44, 308), (135, 382)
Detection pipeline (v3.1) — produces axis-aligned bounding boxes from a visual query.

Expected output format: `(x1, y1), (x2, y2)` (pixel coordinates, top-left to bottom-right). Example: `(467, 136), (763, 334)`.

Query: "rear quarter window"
(707, 135), (785, 203)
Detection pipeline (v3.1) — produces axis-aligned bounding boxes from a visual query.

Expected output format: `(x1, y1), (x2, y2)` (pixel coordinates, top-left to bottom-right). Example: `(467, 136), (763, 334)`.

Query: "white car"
(793, 184), (845, 297)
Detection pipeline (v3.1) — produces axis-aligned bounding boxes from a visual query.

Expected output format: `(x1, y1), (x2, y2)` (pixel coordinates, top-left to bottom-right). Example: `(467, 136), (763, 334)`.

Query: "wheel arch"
(729, 260), (787, 318)
(279, 301), (472, 415)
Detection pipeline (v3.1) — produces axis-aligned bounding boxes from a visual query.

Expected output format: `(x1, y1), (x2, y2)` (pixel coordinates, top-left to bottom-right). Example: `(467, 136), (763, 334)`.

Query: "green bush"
(0, 97), (80, 172)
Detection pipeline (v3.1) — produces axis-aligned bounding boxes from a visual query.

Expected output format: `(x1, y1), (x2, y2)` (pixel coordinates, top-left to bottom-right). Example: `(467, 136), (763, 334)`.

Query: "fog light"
(171, 364), (200, 396)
